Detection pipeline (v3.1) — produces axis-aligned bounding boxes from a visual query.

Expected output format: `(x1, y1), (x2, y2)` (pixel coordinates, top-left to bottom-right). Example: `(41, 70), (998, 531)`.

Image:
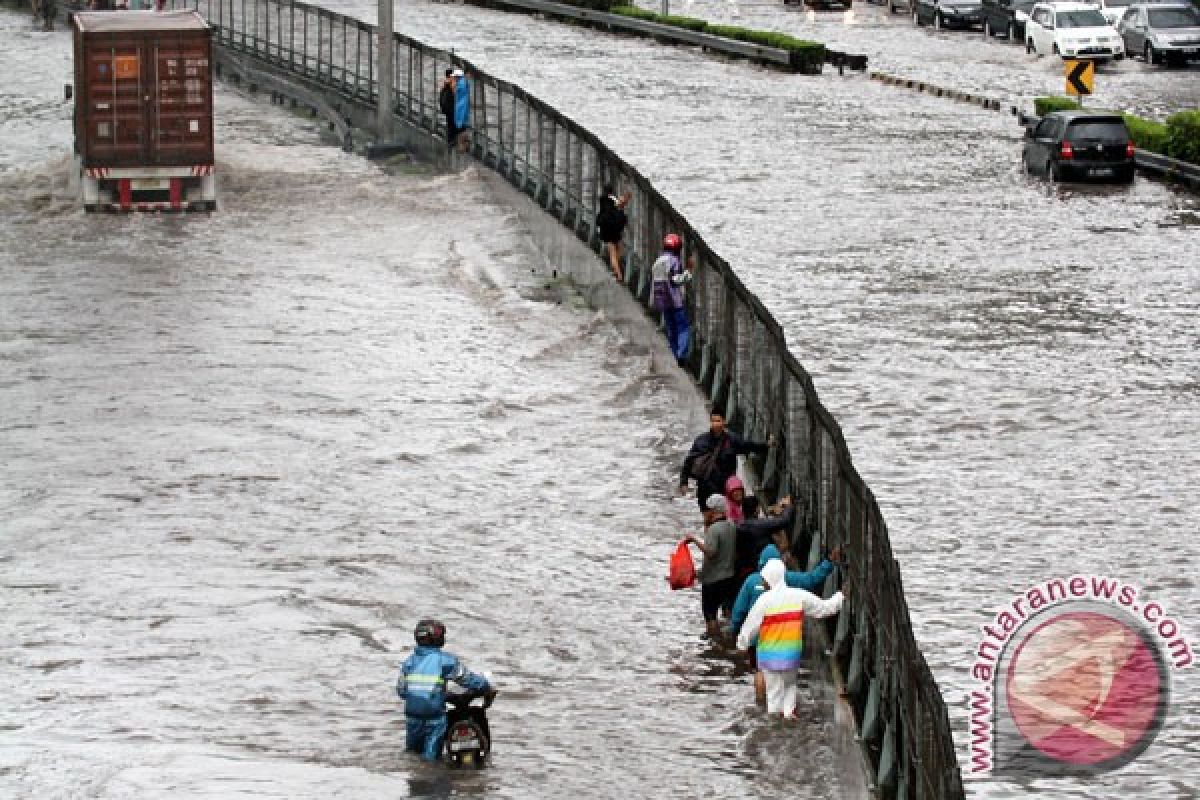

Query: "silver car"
(1117, 2), (1200, 63)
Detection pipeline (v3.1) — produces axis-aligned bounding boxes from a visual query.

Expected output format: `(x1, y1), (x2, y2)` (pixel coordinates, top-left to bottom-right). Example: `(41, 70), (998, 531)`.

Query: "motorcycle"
(444, 687), (496, 768)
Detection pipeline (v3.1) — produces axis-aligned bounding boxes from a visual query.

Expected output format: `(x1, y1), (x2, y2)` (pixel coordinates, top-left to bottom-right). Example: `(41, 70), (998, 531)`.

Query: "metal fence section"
(185, 0), (966, 794)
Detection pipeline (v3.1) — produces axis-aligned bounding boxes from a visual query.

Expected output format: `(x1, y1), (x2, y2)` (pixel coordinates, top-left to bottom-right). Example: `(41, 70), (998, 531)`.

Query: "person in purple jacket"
(651, 232), (693, 366)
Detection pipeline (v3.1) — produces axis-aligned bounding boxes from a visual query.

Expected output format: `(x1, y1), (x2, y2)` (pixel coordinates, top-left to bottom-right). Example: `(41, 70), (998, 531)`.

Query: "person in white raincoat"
(736, 558), (844, 718)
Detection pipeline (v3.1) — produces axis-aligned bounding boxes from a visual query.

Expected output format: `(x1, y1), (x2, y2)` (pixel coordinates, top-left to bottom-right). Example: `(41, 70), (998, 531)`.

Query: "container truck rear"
(73, 11), (216, 212)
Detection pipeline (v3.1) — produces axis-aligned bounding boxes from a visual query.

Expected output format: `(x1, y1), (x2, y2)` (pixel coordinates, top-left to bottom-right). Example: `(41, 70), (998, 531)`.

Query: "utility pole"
(377, 0), (394, 141)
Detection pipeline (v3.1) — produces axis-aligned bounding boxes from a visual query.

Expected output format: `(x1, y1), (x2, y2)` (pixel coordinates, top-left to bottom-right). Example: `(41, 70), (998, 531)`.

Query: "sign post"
(377, 0), (394, 140)
(1064, 59), (1094, 107)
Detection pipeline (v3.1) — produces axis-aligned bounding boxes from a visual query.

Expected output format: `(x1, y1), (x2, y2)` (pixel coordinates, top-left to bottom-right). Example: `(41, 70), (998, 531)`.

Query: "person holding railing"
(452, 68), (470, 154)
(679, 408), (774, 511)
(595, 186), (632, 283)
(730, 540), (838, 705)
(651, 232), (693, 367)
(737, 558), (845, 719)
(439, 69), (457, 150)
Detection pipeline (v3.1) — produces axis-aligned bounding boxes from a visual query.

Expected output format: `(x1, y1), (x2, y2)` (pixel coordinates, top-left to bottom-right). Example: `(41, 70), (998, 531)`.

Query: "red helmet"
(663, 233), (682, 252)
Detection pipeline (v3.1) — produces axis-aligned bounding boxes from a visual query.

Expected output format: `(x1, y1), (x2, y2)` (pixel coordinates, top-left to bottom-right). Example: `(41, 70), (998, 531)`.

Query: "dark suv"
(1022, 111), (1136, 183)
(981, 0), (1036, 40)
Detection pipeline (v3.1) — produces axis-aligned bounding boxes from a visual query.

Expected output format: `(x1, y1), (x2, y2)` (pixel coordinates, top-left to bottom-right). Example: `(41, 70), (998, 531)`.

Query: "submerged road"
(1, 10), (866, 799)
(325, 1), (1200, 797)
(2, 2), (1198, 798)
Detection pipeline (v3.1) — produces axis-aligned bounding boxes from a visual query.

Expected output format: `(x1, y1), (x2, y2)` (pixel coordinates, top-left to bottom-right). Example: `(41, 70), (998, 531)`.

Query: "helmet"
(663, 233), (682, 252)
(414, 618), (446, 647)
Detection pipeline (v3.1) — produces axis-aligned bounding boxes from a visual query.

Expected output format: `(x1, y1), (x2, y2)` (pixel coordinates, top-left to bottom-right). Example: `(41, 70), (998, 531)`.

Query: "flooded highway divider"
(165, 0), (965, 794)
(869, 69), (1200, 191)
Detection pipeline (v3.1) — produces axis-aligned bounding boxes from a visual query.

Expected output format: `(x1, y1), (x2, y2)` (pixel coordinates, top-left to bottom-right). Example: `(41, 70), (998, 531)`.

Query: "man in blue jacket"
(729, 544), (839, 704)
(397, 618), (492, 761)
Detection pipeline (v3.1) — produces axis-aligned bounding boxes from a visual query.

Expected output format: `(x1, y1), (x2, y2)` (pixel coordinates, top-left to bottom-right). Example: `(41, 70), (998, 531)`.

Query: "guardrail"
(179, 0), (965, 794)
(870, 70), (1200, 192)
(469, 0), (868, 73)
(467, 0), (800, 71)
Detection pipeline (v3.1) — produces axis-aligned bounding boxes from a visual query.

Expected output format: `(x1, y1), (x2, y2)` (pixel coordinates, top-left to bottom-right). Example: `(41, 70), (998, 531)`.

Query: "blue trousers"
(664, 307), (690, 362)
(406, 715), (448, 762)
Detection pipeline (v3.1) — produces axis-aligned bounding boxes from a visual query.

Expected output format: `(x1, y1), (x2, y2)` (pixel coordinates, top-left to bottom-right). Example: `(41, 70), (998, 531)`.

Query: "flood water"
(0, 10), (860, 799)
(321, 0), (1200, 796)
(3, 2), (1199, 799)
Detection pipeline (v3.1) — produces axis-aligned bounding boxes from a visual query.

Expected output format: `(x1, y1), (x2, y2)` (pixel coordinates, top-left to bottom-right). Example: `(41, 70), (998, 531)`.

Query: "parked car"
(1021, 110), (1136, 183)
(914, 0), (985, 28)
(887, 0), (913, 13)
(1117, 2), (1200, 63)
(1093, 0), (1137, 25)
(1091, 0), (1173, 25)
(1025, 2), (1126, 59)
(982, 0), (1037, 39)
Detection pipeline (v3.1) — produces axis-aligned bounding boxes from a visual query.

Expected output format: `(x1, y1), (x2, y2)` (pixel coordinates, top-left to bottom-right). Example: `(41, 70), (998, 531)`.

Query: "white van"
(1025, 2), (1126, 58)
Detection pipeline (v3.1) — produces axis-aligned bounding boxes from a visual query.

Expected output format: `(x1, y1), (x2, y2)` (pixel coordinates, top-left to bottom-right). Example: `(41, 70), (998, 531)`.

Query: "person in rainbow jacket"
(735, 558), (844, 718)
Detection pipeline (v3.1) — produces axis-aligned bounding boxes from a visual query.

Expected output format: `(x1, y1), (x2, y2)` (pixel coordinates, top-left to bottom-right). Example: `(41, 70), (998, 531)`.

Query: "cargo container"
(72, 11), (216, 212)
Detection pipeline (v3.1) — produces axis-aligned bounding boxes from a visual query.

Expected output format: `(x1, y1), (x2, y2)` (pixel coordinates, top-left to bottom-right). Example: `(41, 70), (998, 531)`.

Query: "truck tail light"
(1059, 141), (1074, 160)
(1126, 142), (1136, 159)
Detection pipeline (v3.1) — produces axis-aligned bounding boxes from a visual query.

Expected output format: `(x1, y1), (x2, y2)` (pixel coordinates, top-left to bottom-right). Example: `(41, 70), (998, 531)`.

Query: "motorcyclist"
(396, 619), (493, 762)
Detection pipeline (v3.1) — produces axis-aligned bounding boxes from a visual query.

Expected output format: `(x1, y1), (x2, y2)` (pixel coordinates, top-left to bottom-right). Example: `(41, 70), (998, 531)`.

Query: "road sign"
(1065, 60), (1094, 97)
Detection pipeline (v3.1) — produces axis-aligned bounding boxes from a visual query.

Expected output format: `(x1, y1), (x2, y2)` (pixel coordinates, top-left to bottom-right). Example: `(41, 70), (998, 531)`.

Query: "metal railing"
(185, 0), (966, 794)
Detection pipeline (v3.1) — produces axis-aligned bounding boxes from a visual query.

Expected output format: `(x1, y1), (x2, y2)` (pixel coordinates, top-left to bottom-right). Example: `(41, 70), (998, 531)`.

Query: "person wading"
(685, 495), (740, 642)
(679, 409), (773, 511)
(730, 543), (839, 705)
(736, 559), (844, 719)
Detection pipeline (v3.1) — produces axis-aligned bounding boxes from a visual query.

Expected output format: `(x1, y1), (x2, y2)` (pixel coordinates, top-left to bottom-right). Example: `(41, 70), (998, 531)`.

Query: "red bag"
(668, 539), (696, 590)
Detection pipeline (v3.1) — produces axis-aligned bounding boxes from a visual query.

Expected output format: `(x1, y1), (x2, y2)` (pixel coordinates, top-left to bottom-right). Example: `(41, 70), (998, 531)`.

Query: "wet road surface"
(3, 3), (1199, 798)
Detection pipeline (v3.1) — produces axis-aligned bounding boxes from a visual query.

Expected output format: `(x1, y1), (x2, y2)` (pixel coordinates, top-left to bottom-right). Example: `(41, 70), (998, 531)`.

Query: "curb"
(869, 70), (1017, 115)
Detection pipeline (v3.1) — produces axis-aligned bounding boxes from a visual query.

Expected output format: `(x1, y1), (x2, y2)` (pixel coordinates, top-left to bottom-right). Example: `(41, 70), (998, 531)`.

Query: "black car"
(914, 0), (985, 27)
(1021, 111), (1136, 183)
(981, 0), (1036, 39)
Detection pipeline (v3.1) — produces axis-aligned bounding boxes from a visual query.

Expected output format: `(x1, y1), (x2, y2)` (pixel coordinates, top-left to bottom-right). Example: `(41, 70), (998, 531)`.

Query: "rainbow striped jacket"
(735, 587), (844, 671)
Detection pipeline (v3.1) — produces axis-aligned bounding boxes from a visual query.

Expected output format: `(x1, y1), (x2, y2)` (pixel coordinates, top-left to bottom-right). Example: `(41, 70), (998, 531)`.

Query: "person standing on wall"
(439, 69), (457, 151)
(651, 232), (693, 367)
(595, 186), (632, 284)
(679, 408), (774, 511)
(452, 69), (471, 154)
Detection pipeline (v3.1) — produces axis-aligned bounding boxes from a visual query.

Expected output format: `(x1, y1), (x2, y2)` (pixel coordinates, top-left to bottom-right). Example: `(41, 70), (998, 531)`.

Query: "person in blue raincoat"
(729, 543), (839, 705)
(452, 69), (470, 153)
(397, 619), (492, 761)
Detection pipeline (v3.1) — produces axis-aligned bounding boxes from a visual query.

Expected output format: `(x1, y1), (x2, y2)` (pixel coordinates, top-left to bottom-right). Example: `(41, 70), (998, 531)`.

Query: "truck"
(72, 11), (216, 212)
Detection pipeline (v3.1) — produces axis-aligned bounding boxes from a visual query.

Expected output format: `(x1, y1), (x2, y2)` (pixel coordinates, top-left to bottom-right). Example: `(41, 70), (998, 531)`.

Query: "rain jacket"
(736, 560), (843, 671)
(724, 476), (746, 524)
(651, 251), (689, 311)
(733, 505), (796, 576)
(454, 77), (470, 129)
(396, 645), (490, 719)
(729, 544), (835, 638)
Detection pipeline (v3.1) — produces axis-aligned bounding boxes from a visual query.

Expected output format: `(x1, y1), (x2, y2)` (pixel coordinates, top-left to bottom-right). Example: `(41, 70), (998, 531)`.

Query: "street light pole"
(377, 0), (394, 140)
